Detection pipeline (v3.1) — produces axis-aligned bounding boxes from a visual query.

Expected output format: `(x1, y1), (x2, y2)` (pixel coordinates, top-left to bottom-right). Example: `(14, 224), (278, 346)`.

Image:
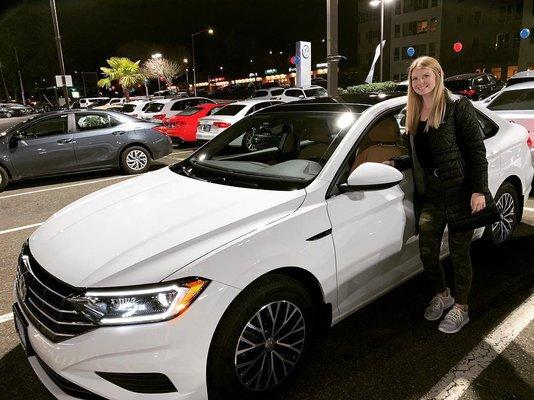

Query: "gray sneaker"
(424, 291), (455, 321)
(439, 307), (470, 334)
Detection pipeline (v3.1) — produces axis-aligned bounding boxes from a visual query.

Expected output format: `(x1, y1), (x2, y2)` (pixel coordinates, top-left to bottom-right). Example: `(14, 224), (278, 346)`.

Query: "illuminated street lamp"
(192, 28), (214, 96)
(151, 52), (163, 91)
(370, 0), (395, 82)
(183, 58), (189, 87)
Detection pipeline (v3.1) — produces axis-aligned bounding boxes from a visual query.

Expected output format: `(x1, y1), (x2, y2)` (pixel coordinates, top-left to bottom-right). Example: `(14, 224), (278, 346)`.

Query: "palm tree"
(97, 57), (146, 101)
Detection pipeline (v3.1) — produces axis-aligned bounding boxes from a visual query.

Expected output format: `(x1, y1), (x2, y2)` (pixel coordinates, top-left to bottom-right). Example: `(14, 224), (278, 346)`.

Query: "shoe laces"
(446, 308), (464, 324)
(429, 296), (444, 311)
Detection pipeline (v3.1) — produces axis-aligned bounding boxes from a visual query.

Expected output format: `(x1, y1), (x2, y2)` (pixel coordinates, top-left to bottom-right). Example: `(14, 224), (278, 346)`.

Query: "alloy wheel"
(235, 300), (305, 391)
(491, 192), (515, 245)
(125, 149), (148, 171)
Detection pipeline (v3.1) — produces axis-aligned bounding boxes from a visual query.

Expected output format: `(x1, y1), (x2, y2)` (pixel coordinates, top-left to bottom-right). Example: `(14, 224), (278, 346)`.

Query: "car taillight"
(153, 114), (166, 120)
(527, 133), (533, 149)
(459, 89), (476, 97)
(213, 121), (232, 128)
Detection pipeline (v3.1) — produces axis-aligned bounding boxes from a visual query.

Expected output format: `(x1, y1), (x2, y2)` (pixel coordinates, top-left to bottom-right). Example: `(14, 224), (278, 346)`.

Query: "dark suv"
(444, 73), (504, 100)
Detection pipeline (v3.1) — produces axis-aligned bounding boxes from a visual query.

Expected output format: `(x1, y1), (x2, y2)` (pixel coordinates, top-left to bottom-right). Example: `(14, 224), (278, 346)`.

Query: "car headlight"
(69, 278), (210, 325)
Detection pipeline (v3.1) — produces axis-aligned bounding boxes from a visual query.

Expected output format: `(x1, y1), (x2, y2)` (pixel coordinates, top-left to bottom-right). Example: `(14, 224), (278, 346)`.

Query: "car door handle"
(57, 138), (73, 144)
(112, 131), (126, 136)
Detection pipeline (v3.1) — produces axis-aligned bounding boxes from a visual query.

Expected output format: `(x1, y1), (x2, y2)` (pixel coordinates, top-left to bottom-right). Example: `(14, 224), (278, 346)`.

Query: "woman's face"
(411, 67), (438, 97)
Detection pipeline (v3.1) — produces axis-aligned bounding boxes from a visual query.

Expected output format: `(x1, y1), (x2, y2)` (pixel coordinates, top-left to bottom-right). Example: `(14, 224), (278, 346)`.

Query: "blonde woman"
(405, 56), (488, 333)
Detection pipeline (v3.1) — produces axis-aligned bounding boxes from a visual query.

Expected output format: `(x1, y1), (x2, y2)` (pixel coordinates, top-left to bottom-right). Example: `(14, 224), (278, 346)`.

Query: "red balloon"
(453, 42), (463, 53)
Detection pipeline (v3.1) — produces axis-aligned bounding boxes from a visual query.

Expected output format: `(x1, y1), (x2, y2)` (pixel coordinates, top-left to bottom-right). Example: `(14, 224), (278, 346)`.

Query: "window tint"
(170, 100), (188, 111)
(304, 88), (327, 97)
(476, 111), (498, 139)
(145, 103), (165, 113)
(488, 89), (534, 110)
(444, 80), (469, 90)
(24, 116), (68, 137)
(75, 114), (117, 131)
(252, 90), (269, 98)
(122, 104), (137, 113)
(270, 89), (284, 96)
(207, 107), (222, 116)
(285, 89), (304, 97)
(212, 104), (246, 116)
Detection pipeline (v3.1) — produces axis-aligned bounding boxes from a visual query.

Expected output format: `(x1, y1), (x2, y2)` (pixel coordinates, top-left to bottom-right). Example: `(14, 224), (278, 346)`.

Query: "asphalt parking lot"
(0, 118), (532, 400)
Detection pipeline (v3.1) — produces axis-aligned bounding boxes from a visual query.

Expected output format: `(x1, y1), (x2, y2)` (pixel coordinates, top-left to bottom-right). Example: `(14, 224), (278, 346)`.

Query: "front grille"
(96, 371), (178, 393)
(16, 246), (97, 342)
(36, 355), (108, 400)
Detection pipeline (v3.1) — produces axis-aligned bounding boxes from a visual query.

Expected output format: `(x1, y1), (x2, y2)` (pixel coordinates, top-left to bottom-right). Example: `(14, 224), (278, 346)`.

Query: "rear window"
(178, 107), (201, 116)
(122, 104), (137, 112)
(488, 89), (534, 111)
(252, 90), (269, 98)
(285, 89), (303, 98)
(304, 88), (327, 97)
(270, 89), (284, 96)
(212, 104), (246, 116)
(145, 103), (165, 113)
(444, 80), (470, 90)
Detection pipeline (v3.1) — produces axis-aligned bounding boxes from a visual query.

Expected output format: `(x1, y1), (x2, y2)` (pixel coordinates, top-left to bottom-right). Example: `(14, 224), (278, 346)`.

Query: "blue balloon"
(520, 28), (530, 39)
(407, 47), (415, 57)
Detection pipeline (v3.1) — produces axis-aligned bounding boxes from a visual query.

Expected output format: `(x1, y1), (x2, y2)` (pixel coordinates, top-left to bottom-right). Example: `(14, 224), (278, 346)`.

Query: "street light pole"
(0, 62), (10, 100)
(379, 0), (384, 82)
(191, 28), (214, 97)
(12, 47), (25, 105)
(49, 0), (69, 108)
(326, 0), (339, 97)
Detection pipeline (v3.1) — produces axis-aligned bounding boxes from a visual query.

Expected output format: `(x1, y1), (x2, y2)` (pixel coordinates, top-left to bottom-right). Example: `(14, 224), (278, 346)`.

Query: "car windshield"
(171, 110), (360, 190)
(271, 89), (284, 96)
(212, 104), (246, 116)
(488, 89), (534, 111)
(178, 107), (201, 116)
(145, 102), (165, 113)
(304, 88), (327, 97)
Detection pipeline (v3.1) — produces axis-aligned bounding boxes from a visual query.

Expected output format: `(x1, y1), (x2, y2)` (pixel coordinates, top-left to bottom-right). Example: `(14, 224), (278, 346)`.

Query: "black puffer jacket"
(409, 94), (489, 226)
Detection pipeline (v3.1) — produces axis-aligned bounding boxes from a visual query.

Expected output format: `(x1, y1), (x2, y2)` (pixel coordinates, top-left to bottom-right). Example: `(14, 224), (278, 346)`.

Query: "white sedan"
(13, 96), (533, 400)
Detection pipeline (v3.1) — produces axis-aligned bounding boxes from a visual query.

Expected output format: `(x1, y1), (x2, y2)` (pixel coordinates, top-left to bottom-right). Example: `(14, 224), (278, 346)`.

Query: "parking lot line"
(0, 312), (13, 324)
(419, 293), (534, 400)
(0, 175), (133, 200)
(0, 223), (43, 235)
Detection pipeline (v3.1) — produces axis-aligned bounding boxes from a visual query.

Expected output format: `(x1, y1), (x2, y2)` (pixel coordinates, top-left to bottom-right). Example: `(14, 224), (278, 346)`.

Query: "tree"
(97, 57), (145, 101)
(142, 58), (182, 86)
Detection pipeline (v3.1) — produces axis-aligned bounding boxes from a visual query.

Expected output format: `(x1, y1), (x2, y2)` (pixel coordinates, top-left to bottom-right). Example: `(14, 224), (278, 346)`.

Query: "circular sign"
(407, 47), (415, 57)
(520, 28), (531, 39)
(302, 44), (310, 59)
(453, 42), (463, 53)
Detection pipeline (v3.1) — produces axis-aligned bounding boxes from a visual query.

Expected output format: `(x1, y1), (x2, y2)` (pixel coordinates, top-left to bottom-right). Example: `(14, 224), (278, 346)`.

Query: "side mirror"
(338, 162), (403, 193)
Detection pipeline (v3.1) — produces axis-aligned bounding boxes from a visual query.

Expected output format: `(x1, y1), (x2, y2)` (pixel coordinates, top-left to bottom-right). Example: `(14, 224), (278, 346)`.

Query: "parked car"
(249, 87), (285, 100)
(79, 97), (110, 108)
(395, 80), (409, 92)
(12, 95), (532, 400)
(280, 85), (328, 102)
(485, 81), (534, 165)
(147, 97), (216, 122)
(153, 89), (189, 98)
(154, 103), (223, 144)
(444, 73), (504, 100)
(0, 110), (172, 192)
(122, 99), (153, 118)
(137, 99), (173, 121)
(0, 103), (33, 117)
(92, 98), (126, 110)
(196, 99), (283, 150)
(505, 70), (534, 87)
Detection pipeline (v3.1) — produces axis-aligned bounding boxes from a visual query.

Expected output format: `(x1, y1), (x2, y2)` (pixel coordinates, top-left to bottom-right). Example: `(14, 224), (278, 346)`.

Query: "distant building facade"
(357, 0), (528, 83)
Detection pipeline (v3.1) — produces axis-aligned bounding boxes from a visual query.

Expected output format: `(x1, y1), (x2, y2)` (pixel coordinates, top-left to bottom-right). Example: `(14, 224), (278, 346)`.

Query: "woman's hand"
(471, 193), (486, 213)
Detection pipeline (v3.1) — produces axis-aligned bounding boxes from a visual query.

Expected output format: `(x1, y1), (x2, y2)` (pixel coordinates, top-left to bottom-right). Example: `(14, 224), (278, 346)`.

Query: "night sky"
(0, 0), (357, 95)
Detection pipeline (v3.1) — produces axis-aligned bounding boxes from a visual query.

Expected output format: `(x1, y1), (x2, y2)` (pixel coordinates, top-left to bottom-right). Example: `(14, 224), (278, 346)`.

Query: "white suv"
(249, 87), (286, 100)
(280, 85), (328, 102)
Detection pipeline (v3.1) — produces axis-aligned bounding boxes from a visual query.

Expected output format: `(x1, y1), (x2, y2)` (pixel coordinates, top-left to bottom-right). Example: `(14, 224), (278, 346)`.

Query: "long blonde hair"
(406, 56), (448, 134)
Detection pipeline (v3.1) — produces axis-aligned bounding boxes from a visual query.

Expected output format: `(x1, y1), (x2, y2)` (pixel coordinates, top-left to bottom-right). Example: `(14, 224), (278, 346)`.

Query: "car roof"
(509, 70), (534, 79)
(256, 97), (375, 114)
(445, 73), (487, 81)
(501, 81), (534, 91)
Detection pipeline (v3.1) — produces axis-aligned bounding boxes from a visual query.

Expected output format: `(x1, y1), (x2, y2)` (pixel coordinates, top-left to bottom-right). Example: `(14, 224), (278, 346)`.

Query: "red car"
(155, 103), (223, 144)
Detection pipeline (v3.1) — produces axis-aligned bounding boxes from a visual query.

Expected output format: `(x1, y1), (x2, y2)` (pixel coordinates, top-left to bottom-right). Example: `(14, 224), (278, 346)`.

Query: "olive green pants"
(418, 174), (474, 305)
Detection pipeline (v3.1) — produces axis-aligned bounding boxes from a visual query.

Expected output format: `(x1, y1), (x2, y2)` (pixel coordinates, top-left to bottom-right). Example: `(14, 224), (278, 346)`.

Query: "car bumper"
(196, 128), (223, 141)
(14, 281), (240, 400)
(151, 136), (173, 159)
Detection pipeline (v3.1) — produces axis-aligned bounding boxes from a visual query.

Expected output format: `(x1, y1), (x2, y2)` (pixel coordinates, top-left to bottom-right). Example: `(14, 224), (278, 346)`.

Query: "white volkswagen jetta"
(13, 96), (533, 400)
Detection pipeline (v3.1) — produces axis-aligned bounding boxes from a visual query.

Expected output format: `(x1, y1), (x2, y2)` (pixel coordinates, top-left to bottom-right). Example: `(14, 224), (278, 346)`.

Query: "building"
(518, 0), (534, 70)
(358, 0), (527, 83)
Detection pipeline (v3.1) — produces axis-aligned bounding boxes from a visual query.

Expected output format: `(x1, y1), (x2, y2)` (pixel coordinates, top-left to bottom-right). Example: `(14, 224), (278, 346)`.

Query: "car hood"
(29, 168), (305, 288)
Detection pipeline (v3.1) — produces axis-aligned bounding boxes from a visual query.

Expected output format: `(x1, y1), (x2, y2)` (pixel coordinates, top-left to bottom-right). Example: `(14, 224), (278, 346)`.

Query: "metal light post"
(183, 58), (189, 88)
(370, 0), (394, 82)
(151, 53), (162, 92)
(0, 62), (10, 100)
(326, 0), (339, 97)
(191, 28), (214, 97)
(49, 0), (69, 108)
(12, 47), (25, 104)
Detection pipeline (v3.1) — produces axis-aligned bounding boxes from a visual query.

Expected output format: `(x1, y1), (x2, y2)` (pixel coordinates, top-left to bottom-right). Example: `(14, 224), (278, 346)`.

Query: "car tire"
(242, 130), (258, 152)
(207, 274), (317, 400)
(5, 112), (13, 118)
(484, 182), (519, 246)
(0, 165), (9, 192)
(120, 146), (151, 174)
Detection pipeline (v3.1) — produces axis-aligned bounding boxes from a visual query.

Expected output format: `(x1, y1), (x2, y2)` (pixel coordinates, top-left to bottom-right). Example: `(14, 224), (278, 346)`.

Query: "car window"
(173, 111), (360, 191)
(177, 107), (202, 116)
(488, 89), (534, 111)
(285, 89), (304, 98)
(212, 104), (246, 116)
(270, 89), (284, 96)
(444, 80), (469, 90)
(122, 104), (137, 113)
(75, 113), (118, 131)
(23, 116), (68, 137)
(141, 103), (151, 112)
(476, 111), (499, 139)
(252, 90), (269, 98)
(145, 103), (165, 113)
(170, 100), (188, 111)
(207, 106), (222, 116)
(246, 102), (271, 115)
(304, 88), (328, 97)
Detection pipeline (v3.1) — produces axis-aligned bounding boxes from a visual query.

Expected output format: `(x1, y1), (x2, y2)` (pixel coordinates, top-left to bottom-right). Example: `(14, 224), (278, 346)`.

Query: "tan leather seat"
(351, 117), (407, 172)
(296, 119), (332, 161)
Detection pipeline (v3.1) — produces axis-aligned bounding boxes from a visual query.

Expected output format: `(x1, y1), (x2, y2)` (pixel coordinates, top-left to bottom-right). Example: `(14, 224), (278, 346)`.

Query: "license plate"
(13, 305), (30, 355)
(201, 124), (211, 132)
